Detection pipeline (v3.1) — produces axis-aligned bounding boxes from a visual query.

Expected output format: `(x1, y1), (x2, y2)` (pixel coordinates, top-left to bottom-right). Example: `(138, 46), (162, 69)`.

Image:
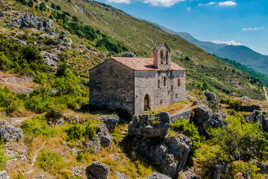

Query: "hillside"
(0, 0), (267, 178)
(176, 32), (268, 75)
(41, 0), (266, 100)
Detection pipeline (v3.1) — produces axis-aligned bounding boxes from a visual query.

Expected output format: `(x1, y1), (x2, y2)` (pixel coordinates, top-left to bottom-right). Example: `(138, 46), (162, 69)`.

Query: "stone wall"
(170, 109), (192, 123)
(134, 70), (186, 115)
(90, 59), (135, 114)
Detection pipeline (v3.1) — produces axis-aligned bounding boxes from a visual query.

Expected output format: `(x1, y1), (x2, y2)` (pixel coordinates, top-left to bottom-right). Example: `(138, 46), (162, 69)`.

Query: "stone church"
(89, 44), (186, 115)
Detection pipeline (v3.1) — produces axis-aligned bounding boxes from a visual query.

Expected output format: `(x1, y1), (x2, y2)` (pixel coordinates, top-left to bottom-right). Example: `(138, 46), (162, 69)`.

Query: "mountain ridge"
(174, 31), (268, 75)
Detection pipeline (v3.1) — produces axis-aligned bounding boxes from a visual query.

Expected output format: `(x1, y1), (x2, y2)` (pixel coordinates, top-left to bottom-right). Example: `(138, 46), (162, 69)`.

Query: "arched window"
(160, 49), (164, 64)
(164, 77), (167, 87)
(166, 51), (169, 64)
(177, 78), (181, 87)
(144, 94), (150, 111)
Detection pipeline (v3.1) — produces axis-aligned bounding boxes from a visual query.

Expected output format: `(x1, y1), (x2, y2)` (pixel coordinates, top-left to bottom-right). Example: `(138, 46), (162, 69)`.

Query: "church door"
(144, 94), (150, 111)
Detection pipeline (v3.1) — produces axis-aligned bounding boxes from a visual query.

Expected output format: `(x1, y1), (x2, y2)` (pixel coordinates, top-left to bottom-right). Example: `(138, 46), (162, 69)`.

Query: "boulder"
(0, 171), (9, 179)
(164, 136), (192, 171)
(204, 90), (218, 104)
(99, 115), (119, 132)
(97, 124), (112, 147)
(246, 110), (263, 123)
(0, 120), (23, 142)
(9, 13), (54, 34)
(86, 162), (109, 179)
(116, 171), (127, 179)
(128, 113), (170, 139)
(262, 118), (268, 132)
(72, 166), (83, 177)
(121, 52), (134, 57)
(178, 167), (201, 179)
(132, 134), (192, 178)
(41, 51), (59, 67)
(253, 161), (268, 174)
(191, 106), (224, 134)
(246, 111), (268, 132)
(147, 172), (171, 179)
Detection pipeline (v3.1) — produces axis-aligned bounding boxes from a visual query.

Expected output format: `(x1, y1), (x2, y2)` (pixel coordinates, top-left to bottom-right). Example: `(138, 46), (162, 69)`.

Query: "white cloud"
(143, 0), (185, 7)
(107, 0), (130, 4)
(218, 1), (237, 7)
(198, 1), (236, 7)
(213, 40), (242, 46)
(242, 27), (264, 31)
(198, 1), (216, 7)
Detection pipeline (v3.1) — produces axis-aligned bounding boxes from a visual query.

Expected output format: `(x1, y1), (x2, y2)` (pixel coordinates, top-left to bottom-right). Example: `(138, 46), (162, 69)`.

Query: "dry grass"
(152, 100), (191, 115)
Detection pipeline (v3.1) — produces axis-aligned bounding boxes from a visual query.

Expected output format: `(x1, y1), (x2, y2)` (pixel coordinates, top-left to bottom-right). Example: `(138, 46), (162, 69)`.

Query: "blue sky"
(96, 0), (268, 55)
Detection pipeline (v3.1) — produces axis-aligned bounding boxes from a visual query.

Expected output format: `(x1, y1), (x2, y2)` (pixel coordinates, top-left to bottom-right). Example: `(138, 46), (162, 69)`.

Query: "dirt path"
(264, 86), (268, 102)
(9, 117), (30, 126)
(24, 142), (46, 175)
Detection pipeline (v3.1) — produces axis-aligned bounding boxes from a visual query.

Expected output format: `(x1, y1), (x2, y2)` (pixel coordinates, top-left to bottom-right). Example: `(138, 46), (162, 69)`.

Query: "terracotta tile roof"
(111, 57), (185, 71)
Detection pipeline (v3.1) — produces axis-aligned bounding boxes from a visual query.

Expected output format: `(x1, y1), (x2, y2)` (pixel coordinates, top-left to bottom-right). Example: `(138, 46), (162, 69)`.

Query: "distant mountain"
(176, 32), (268, 75)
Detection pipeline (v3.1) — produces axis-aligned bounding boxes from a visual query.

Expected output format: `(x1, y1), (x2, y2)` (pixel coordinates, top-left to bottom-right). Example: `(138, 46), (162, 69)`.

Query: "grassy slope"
(52, 0), (265, 100)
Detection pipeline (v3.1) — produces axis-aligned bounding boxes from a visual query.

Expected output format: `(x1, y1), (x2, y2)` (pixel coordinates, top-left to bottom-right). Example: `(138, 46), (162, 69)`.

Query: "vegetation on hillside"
(220, 56), (268, 86)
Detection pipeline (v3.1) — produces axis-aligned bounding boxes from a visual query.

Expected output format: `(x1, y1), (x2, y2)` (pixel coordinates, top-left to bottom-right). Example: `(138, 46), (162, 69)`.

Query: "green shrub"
(0, 149), (8, 166)
(228, 161), (259, 178)
(65, 124), (84, 141)
(21, 115), (56, 137)
(170, 119), (201, 152)
(0, 87), (21, 114)
(65, 121), (97, 141)
(39, 2), (46, 11)
(0, 52), (13, 70)
(37, 151), (66, 175)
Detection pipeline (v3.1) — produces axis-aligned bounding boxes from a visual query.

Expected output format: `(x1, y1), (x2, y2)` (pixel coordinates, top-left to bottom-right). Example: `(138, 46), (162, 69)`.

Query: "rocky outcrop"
(86, 162), (109, 179)
(147, 172), (171, 179)
(178, 167), (201, 179)
(0, 120), (23, 142)
(253, 161), (268, 174)
(98, 115), (120, 132)
(204, 90), (218, 104)
(72, 166), (83, 177)
(9, 13), (54, 34)
(41, 51), (59, 68)
(191, 105), (225, 134)
(0, 171), (9, 179)
(128, 113), (170, 139)
(131, 135), (192, 178)
(121, 52), (134, 57)
(246, 111), (268, 132)
(97, 124), (112, 147)
(128, 113), (192, 178)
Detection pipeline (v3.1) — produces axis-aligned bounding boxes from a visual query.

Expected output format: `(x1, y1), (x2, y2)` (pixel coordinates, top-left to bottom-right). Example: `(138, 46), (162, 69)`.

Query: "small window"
(158, 80), (160, 88)
(160, 99), (163, 104)
(164, 77), (167, 86)
(171, 85), (173, 91)
(175, 94), (178, 98)
(177, 78), (181, 87)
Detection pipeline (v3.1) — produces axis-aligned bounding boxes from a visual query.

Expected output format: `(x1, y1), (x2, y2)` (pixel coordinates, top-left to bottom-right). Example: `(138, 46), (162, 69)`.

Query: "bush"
(65, 121), (97, 141)
(21, 115), (56, 137)
(37, 152), (66, 175)
(0, 52), (13, 70)
(39, 2), (46, 11)
(228, 161), (259, 178)
(170, 119), (201, 152)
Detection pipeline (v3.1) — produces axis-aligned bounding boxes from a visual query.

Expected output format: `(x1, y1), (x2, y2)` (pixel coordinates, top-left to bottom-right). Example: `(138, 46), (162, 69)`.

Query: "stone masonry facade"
(90, 43), (186, 116)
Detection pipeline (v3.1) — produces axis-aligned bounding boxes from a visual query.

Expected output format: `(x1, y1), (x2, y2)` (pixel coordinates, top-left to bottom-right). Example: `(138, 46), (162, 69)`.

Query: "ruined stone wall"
(90, 59), (135, 114)
(134, 70), (186, 115)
